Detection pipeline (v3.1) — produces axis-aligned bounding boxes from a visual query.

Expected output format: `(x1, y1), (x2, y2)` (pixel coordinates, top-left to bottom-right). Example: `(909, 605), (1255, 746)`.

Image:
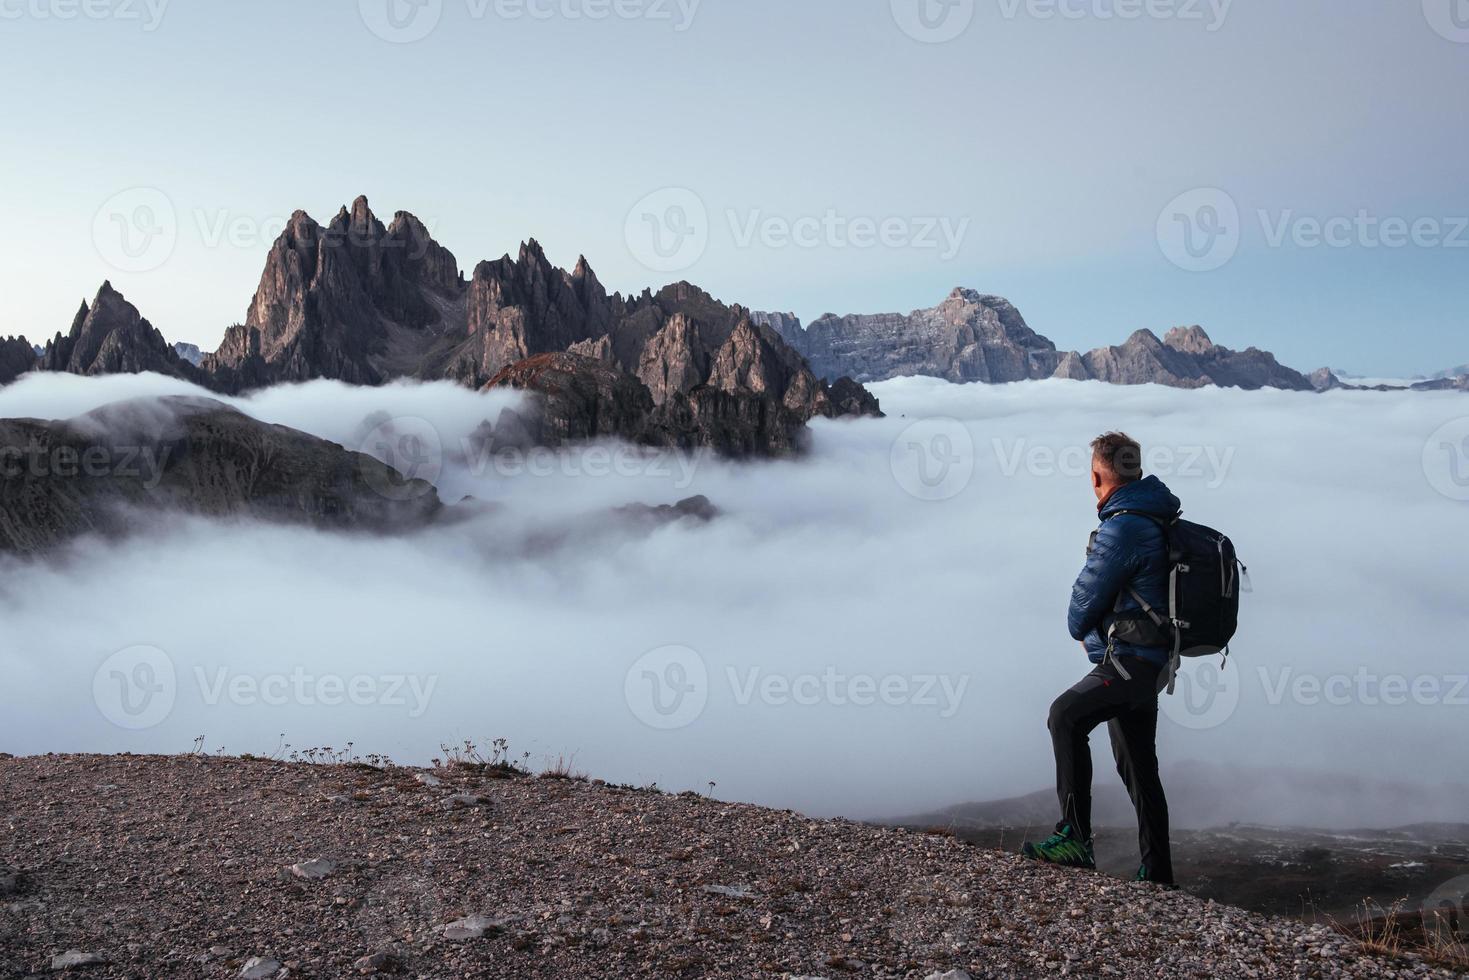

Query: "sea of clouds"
(1, 372), (1467, 827)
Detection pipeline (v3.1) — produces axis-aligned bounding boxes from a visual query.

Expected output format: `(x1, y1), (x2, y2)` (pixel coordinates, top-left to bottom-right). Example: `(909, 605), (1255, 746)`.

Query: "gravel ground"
(0, 754), (1459, 979)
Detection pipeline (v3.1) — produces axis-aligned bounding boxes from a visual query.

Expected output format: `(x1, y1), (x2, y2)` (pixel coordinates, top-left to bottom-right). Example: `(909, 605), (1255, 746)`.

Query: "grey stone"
(239, 956), (282, 979)
(50, 950), (108, 970)
(289, 859), (336, 880)
(437, 914), (511, 940)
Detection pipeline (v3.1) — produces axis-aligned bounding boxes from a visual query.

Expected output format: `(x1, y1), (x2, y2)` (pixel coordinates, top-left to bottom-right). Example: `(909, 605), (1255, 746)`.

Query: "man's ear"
(1092, 470), (1102, 489)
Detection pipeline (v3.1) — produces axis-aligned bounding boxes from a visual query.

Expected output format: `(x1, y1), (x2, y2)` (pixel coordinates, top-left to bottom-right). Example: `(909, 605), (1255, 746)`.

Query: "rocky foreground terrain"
(0, 755), (1458, 979)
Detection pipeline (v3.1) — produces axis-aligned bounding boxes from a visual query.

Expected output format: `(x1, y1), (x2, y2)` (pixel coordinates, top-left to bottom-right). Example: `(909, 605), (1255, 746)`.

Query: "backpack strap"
(1105, 510), (1185, 694)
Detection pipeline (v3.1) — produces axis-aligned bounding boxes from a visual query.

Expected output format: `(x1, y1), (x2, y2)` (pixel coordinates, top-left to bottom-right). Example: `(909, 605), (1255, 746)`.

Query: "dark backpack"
(1107, 511), (1248, 691)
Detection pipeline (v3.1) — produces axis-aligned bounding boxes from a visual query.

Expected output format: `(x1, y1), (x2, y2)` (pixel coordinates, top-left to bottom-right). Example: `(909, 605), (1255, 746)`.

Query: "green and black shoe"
(1020, 824), (1096, 869)
(1133, 865), (1177, 889)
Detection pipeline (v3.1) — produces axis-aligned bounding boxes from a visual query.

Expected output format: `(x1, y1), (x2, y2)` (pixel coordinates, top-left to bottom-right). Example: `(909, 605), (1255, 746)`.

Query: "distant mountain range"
(2, 200), (1462, 439)
(756, 289), (1465, 394)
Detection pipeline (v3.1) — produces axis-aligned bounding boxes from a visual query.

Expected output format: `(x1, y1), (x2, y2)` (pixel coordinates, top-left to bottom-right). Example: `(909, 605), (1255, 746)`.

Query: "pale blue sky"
(1, 0), (1465, 375)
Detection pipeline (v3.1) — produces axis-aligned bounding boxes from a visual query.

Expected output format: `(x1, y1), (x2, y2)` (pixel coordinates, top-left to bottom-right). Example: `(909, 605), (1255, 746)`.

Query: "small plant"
(539, 753), (586, 781)
(434, 739), (529, 777)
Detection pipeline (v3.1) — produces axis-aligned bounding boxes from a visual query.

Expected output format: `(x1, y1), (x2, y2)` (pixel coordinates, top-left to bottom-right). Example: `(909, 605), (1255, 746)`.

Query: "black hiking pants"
(1048, 656), (1174, 884)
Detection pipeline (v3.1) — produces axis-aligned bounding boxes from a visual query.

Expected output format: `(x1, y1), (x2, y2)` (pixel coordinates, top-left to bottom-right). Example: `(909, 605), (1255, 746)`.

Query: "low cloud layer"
(2, 372), (1467, 827)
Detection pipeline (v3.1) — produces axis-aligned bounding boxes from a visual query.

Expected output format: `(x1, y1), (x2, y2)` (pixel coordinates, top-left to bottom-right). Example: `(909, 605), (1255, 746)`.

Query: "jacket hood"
(1098, 475), (1181, 520)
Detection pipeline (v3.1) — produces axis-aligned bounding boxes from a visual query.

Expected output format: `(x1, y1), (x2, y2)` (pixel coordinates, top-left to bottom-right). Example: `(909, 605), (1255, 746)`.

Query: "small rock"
(353, 951), (393, 973)
(926, 972), (973, 980)
(239, 956), (282, 978)
(437, 914), (510, 940)
(204, 946), (233, 960)
(50, 950), (108, 970)
(0, 867), (20, 896)
(701, 884), (757, 900)
(289, 859), (336, 880)
(444, 793), (487, 809)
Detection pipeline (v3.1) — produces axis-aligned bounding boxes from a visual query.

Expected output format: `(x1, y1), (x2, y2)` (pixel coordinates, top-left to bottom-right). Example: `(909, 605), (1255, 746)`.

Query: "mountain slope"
(0, 396), (441, 553)
(0, 754), (1443, 979)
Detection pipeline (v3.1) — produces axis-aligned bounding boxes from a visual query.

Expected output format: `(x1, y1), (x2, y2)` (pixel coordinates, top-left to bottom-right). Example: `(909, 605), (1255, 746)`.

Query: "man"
(1020, 432), (1177, 886)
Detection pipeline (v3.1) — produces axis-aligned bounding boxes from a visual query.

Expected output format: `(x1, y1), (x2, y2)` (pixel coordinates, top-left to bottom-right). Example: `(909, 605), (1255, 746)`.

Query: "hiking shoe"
(1133, 865), (1177, 888)
(1020, 825), (1096, 869)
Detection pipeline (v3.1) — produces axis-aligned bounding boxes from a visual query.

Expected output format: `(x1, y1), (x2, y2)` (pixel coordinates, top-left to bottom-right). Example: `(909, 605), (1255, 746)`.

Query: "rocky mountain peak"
(1165, 325), (1215, 354)
(40, 282), (201, 383)
(0, 335), (37, 385)
(637, 313), (706, 406)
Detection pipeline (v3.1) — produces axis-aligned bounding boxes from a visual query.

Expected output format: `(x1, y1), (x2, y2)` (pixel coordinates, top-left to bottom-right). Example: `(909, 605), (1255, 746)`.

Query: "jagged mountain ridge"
(12, 196), (881, 457)
(756, 289), (1319, 391)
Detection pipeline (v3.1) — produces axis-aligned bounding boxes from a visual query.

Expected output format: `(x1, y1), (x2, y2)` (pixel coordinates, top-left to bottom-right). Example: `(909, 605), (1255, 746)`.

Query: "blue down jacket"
(1068, 475), (1182, 667)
